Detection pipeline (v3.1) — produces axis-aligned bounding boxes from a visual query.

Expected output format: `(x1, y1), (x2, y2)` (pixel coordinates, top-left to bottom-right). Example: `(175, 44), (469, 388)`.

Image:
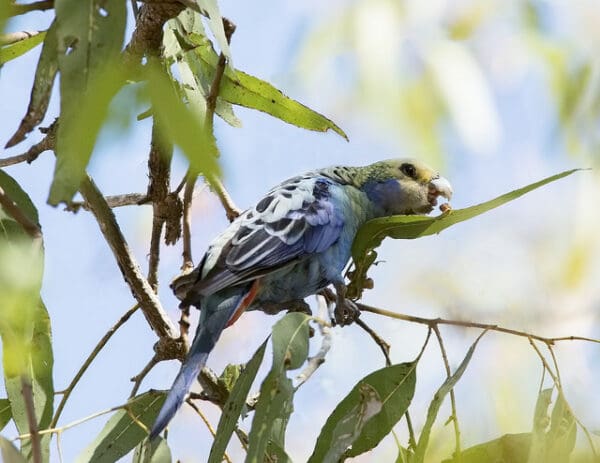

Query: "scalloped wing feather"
(191, 176), (345, 297)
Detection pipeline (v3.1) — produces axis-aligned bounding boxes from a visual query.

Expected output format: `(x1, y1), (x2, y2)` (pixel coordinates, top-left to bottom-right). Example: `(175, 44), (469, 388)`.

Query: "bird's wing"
(192, 175), (345, 297)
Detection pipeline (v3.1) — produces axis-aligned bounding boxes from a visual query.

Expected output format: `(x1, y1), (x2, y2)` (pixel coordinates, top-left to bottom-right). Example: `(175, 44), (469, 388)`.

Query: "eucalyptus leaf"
(442, 433), (532, 463)
(246, 313), (310, 463)
(76, 391), (167, 463)
(0, 436), (27, 463)
(49, 0), (126, 204)
(309, 362), (417, 463)
(146, 62), (220, 178)
(0, 31), (46, 64)
(180, 32), (347, 139)
(0, 399), (11, 430)
(413, 331), (486, 463)
(132, 436), (172, 463)
(5, 21), (58, 148)
(208, 340), (268, 463)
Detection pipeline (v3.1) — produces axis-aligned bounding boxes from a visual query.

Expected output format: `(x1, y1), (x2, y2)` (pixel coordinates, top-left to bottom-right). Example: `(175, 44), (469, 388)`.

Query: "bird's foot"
(334, 298), (360, 326)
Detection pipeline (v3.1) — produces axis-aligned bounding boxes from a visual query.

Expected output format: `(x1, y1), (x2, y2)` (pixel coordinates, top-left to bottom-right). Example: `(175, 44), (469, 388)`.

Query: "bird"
(150, 158), (453, 438)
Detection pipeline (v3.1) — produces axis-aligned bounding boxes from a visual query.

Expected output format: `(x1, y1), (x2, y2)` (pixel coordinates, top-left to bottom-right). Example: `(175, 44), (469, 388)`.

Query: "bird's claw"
(334, 298), (360, 326)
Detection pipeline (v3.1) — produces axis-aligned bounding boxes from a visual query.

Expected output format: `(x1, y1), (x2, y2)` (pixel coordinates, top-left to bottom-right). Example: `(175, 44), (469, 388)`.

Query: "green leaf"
(528, 388), (553, 463)
(0, 399), (11, 430)
(349, 169), (583, 299)
(164, 13), (241, 127)
(180, 32), (347, 139)
(545, 391), (576, 463)
(271, 312), (310, 370)
(0, 436), (27, 463)
(49, 0), (126, 205)
(1, 303), (54, 463)
(413, 331), (486, 463)
(0, 169), (40, 224)
(208, 340), (268, 463)
(246, 313), (310, 463)
(442, 433), (531, 463)
(146, 62), (221, 178)
(0, 31), (46, 64)
(76, 390), (167, 463)
(308, 362), (417, 463)
(132, 436), (172, 463)
(5, 22), (58, 148)
(0, 175), (51, 463)
(196, 0), (234, 68)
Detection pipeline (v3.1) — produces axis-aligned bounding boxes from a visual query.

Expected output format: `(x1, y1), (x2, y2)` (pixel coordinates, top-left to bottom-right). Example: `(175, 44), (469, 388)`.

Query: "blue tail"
(150, 288), (247, 439)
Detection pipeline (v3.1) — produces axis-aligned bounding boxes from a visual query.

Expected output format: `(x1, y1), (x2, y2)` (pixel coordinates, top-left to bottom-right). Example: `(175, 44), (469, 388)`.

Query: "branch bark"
(79, 175), (178, 342)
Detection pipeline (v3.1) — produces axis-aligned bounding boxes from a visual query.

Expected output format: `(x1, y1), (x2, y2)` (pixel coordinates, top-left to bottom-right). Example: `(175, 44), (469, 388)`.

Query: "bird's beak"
(427, 175), (453, 207)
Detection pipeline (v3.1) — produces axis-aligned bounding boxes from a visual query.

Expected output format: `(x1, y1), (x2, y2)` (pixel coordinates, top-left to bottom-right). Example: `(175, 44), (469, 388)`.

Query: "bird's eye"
(400, 163), (417, 178)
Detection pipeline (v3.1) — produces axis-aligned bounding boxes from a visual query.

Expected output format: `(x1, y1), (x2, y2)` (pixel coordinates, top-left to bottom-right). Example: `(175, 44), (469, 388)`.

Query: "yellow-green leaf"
(0, 31), (46, 64)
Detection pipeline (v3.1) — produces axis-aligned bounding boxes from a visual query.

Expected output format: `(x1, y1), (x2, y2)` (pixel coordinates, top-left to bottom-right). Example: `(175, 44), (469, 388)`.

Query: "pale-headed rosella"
(150, 158), (453, 438)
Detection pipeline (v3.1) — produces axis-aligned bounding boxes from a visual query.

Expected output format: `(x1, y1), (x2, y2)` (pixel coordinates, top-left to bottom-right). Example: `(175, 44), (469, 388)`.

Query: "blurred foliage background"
(1, 0), (599, 461)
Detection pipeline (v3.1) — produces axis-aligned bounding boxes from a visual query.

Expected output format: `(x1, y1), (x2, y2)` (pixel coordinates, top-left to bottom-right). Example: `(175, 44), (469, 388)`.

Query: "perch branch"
(21, 377), (41, 463)
(51, 304), (139, 427)
(357, 303), (600, 345)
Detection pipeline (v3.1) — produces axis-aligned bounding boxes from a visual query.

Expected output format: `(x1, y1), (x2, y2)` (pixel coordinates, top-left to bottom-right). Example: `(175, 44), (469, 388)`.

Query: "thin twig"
(0, 185), (42, 239)
(185, 399), (233, 463)
(178, 17), (238, 270)
(67, 193), (149, 212)
(355, 317), (392, 367)
(51, 305), (139, 427)
(432, 325), (462, 461)
(129, 355), (159, 398)
(357, 303), (600, 345)
(21, 377), (41, 463)
(17, 404), (128, 441)
(0, 130), (54, 167)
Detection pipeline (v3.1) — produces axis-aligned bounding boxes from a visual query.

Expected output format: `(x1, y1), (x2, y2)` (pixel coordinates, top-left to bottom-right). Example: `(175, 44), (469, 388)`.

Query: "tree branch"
(357, 303), (600, 345)
(79, 175), (179, 343)
(129, 354), (159, 398)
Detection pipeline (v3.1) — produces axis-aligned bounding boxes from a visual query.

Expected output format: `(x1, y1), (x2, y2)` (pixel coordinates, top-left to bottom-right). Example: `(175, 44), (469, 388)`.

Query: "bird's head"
(358, 158), (453, 216)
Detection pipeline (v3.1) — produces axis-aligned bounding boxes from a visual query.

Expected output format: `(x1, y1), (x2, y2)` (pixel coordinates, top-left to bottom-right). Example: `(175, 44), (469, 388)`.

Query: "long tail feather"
(150, 282), (259, 439)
